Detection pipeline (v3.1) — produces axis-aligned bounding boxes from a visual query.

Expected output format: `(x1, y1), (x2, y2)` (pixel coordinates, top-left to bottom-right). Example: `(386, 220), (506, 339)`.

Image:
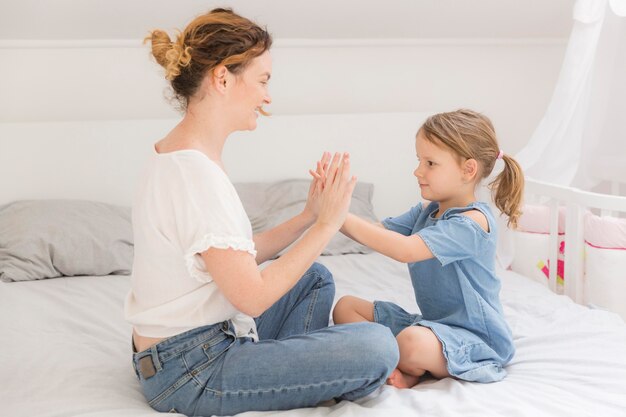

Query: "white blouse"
(124, 149), (258, 341)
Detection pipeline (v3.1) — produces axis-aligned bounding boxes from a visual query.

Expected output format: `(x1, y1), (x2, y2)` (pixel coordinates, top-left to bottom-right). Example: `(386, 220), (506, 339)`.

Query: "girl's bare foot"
(386, 368), (421, 388)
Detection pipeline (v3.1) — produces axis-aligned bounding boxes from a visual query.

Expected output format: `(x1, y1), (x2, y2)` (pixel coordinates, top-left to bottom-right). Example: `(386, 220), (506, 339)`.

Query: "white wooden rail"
(524, 178), (626, 304)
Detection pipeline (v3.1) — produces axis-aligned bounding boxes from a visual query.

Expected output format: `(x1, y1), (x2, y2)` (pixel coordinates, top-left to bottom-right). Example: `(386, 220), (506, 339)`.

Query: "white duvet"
(1, 252), (625, 417)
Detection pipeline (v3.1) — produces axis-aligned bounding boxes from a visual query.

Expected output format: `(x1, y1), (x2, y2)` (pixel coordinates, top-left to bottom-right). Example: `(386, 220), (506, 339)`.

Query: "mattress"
(1, 252), (625, 417)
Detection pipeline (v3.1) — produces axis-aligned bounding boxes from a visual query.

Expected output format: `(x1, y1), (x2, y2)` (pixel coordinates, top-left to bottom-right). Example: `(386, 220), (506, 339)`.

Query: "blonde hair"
(419, 109), (524, 229)
(144, 8), (272, 110)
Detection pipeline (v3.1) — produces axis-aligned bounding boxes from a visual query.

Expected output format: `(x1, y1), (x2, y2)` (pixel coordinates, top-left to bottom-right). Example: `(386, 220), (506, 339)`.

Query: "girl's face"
(228, 50), (272, 131)
(413, 131), (468, 202)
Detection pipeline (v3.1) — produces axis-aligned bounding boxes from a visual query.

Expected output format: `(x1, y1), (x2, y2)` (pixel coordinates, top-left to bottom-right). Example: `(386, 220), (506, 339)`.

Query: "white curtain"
(515, 0), (626, 190)
(494, 0), (626, 268)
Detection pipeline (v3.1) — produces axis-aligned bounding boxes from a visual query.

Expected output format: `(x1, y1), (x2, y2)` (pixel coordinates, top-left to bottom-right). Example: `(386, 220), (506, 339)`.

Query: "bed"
(2, 253), (626, 416)
(1, 115), (626, 417)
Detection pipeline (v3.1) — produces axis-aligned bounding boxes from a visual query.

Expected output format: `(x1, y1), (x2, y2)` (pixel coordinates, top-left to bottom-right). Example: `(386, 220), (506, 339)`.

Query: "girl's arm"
(341, 213), (434, 263)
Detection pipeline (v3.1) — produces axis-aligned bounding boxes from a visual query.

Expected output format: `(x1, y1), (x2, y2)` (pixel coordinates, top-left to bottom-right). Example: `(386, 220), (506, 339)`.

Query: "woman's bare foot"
(386, 368), (421, 388)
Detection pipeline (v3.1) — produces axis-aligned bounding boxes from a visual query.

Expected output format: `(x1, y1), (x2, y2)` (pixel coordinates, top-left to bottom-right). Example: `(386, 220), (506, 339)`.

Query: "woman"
(124, 8), (399, 416)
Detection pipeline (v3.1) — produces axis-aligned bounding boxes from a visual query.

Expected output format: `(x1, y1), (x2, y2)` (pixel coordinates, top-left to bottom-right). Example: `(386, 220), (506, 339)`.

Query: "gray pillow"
(0, 200), (133, 282)
(235, 180), (379, 255)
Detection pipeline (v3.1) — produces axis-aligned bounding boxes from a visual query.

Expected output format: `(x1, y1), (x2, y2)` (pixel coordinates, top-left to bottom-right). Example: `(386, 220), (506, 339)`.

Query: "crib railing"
(524, 178), (626, 304)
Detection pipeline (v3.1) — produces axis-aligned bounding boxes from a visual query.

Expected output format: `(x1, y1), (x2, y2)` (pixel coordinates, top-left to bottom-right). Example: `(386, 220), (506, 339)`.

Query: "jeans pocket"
(181, 330), (234, 378)
(201, 331), (235, 364)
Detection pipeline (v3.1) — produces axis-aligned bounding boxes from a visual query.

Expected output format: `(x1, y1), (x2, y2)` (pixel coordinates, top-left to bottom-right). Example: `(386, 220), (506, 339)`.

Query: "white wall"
(0, 38), (567, 216)
(0, 39), (566, 156)
(0, 0), (575, 40)
(0, 113), (429, 218)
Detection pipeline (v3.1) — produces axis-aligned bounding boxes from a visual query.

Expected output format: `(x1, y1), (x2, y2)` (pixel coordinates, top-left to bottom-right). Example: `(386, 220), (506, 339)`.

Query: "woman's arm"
(341, 213), (434, 263)
(202, 222), (336, 317)
(252, 211), (315, 264)
(252, 152), (330, 264)
(202, 153), (355, 317)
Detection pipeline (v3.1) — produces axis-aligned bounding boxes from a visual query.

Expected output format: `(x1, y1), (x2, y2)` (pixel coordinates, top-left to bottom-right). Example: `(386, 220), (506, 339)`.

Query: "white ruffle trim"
(185, 233), (257, 283)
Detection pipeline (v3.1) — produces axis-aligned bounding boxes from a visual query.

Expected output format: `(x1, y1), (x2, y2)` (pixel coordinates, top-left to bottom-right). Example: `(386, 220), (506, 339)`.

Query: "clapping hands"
(303, 152), (357, 231)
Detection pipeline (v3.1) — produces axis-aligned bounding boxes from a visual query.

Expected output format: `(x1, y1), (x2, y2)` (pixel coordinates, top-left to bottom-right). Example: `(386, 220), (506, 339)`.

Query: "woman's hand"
(315, 152), (357, 231)
(302, 151), (331, 220)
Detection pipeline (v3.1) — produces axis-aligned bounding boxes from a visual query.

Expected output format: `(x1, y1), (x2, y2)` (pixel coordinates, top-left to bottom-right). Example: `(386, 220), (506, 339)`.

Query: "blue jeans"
(132, 263), (399, 416)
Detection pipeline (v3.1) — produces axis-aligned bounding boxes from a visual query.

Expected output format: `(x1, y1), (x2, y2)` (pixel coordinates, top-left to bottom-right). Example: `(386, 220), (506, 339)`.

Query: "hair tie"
(497, 149), (504, 160)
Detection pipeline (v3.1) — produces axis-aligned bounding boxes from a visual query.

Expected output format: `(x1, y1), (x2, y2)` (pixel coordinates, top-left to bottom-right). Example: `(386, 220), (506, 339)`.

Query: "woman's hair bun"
(145, 29), (192, 81)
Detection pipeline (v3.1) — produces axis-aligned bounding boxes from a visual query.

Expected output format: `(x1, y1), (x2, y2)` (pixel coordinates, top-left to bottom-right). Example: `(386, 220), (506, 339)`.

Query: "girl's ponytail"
(490, 154), (524, 229)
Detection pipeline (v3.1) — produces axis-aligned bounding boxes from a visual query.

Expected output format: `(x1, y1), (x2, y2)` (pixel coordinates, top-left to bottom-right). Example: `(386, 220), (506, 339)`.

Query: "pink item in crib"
(537, 240), (565, 284)
(518, 204), (566, 234)
(584, 213), (626, 250)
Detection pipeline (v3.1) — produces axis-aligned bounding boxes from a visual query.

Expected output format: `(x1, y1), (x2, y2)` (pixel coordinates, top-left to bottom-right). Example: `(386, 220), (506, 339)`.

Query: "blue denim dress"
(378, 201), (515, 383)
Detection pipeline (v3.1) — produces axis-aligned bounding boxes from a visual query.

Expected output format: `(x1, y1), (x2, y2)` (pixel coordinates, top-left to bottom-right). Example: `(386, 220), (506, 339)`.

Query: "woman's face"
(228, 50), (272, 131)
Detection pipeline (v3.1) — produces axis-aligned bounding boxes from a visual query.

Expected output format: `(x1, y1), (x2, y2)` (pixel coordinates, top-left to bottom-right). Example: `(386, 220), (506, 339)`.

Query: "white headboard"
(0, 112), (428, 218)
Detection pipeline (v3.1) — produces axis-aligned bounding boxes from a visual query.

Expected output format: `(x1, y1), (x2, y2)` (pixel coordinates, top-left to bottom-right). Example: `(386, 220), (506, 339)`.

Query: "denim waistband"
(134, 320), (234, 365)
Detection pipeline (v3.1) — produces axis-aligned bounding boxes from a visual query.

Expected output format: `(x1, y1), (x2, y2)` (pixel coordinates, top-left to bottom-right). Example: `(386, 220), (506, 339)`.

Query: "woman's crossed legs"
(188, 264), (400, 416)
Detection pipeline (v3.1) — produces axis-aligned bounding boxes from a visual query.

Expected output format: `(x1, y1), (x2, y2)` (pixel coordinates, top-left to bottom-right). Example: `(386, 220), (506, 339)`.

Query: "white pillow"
(584, 213), (626, 321)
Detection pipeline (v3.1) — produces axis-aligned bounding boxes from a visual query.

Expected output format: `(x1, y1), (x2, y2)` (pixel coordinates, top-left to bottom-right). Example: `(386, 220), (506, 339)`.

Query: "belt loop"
(150, 345), (162, 372)
(131, 360), (139, 379)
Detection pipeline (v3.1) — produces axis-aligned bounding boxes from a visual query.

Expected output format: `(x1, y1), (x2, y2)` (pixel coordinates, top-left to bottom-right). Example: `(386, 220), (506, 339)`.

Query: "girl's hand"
(302, 151), (331, 220)
(316, 152), (357, 231)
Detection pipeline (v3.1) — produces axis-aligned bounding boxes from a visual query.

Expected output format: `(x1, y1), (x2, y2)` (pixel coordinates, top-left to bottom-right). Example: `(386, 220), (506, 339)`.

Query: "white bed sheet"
(1, 252), (625, 417)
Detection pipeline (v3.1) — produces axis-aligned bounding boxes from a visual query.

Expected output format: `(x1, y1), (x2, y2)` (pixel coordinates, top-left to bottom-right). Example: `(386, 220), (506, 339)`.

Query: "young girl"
(333, 109), (522, 388)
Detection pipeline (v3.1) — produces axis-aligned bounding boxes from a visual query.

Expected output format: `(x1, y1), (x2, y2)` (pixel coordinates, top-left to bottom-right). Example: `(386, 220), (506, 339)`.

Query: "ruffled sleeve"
(166, 153), (257, 282)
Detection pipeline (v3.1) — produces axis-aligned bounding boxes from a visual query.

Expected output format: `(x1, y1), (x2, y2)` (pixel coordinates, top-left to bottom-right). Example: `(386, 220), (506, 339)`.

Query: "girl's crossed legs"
(333, 295), (450, 388)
